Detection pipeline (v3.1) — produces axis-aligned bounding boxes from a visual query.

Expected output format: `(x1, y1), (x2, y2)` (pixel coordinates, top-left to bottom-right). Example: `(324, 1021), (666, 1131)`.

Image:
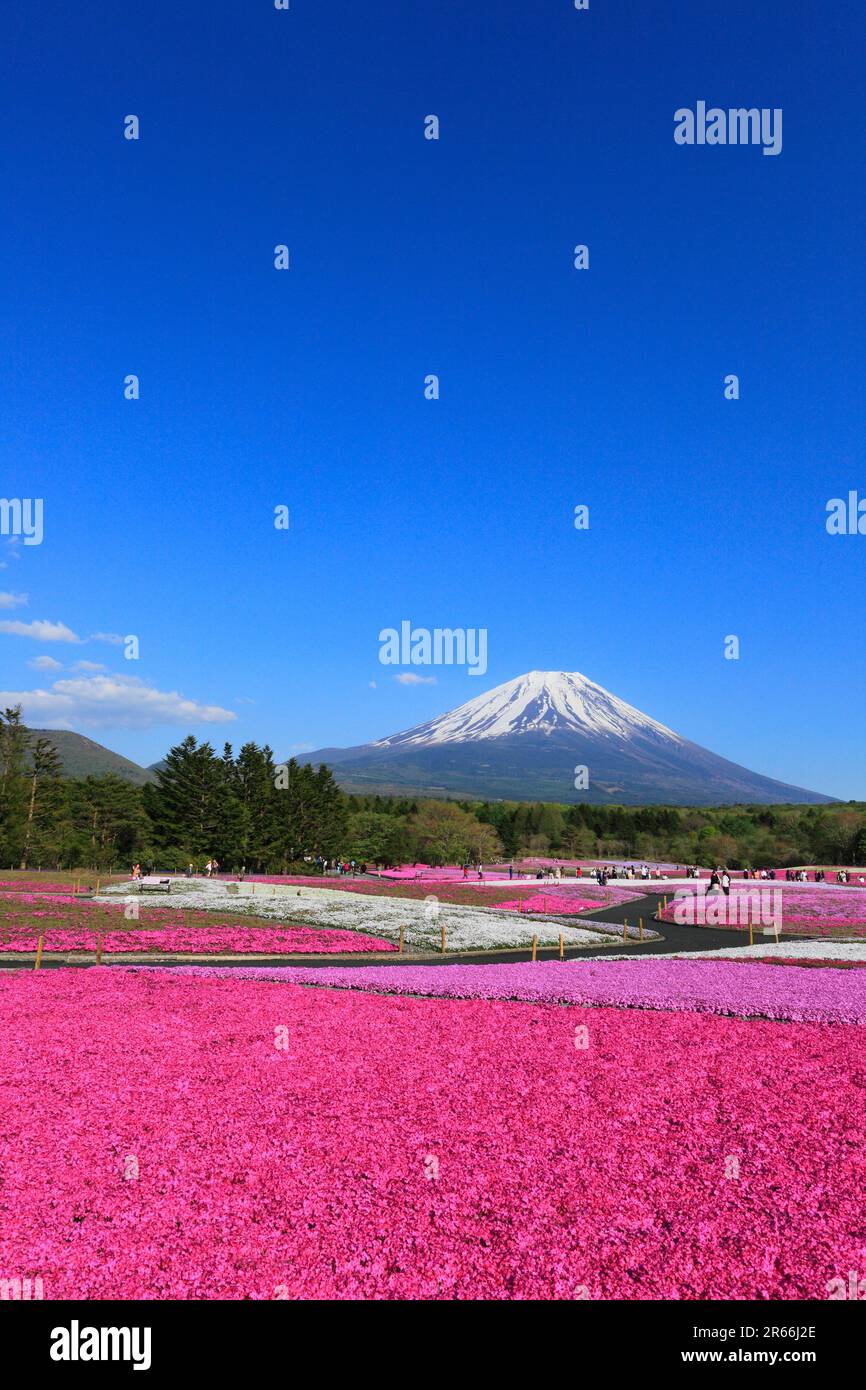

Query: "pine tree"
(19, 737), (63, 869)
(0, 706), (31, 866)
(68, 775), (150, 870)
(143, 736), (223, 860)
(214, 743), (245, 867)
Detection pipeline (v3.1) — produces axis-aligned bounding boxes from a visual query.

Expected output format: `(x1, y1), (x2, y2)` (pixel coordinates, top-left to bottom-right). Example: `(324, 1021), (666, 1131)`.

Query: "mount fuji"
(307, 671), (834, 805)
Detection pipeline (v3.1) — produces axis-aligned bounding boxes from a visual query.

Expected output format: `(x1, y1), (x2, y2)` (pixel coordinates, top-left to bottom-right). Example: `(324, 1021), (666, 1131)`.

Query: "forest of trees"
(2, 707), (866, 872)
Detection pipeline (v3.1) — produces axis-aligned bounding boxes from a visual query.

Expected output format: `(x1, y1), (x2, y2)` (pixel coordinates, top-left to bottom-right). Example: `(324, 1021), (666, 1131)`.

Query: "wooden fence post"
(95, 934), (104, 967)
(531, 934), (537, 962)
(440, 924), (446, 954)
(34, 935), (45, 971)
(623, 919), (629, 944)
(559, 933), (564, 960)
(399, 925), (404, 954)
(639, 918), (644, 941)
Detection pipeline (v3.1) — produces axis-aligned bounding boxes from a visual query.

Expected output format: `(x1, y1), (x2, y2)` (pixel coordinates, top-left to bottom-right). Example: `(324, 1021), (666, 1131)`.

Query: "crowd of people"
(180, 856), (371, 879)
(321, 858), (367, 876)
(592, 864), (667, 885)
(699, 865), (866, 892)
(129, 856), (866, 888)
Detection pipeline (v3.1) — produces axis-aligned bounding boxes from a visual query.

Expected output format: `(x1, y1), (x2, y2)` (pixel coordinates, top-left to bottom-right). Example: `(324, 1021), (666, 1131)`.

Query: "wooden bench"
(136, 878), (173, 894)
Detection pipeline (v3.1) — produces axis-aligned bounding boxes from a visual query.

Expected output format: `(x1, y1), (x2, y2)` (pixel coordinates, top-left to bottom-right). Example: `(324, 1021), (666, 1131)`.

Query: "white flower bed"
(100, 880), (621, 953)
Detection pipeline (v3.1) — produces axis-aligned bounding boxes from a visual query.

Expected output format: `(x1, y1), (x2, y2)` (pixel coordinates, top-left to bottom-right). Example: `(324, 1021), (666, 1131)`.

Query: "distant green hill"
(26, 730), (155, 786)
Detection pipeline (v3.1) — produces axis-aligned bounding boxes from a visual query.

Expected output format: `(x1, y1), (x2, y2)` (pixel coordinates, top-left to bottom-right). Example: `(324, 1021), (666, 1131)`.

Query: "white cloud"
(0, 619), (136, 649)
(0, 674), (237, 731)
(0, 619), (80, 642)
(289, 741), (314, 752)
(27, 655), (63, 672)
(0, 591), (28, 609)
(394, 672), (437, 685)
(368, 680), (377, 689)
(73, 660), (106, 672)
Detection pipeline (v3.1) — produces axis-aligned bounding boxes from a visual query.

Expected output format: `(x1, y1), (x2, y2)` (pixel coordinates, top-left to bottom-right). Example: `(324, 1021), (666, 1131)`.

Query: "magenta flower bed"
(1, 969), (864, 1300)
(0, 892), (84, 906)
(160, 957), (866, 1025)
(0, 881), (74, 894)
(0, 926), (395, 955)
(495, 895), (601, 915)
(777, 888), (866, 926)
(379, 866), (515, 882)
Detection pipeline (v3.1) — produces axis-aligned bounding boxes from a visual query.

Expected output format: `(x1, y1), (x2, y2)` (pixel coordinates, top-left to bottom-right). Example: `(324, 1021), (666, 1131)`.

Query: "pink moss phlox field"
(0, 926), (395, 955)
(376, 868), (520, 884)
(0, 881), (75, 894)
(0, 892), (86, 907)
(724, 956), (866, 971)
(158, 958), (866, 1025)
(657, 886), (866, 936)
(2, 969), (865, 1300)
(495, 895), (601, 915)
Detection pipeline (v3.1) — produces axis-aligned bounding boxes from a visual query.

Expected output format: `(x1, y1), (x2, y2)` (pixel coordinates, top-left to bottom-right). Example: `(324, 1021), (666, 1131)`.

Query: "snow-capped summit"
(374, 670), (683, 748)
(306, 669), (834, 806)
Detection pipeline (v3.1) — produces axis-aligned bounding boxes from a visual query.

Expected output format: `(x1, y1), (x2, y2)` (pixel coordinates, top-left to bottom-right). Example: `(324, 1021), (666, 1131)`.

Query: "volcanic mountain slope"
(24, 730), (154, 785)
(307, 670), (834, 805)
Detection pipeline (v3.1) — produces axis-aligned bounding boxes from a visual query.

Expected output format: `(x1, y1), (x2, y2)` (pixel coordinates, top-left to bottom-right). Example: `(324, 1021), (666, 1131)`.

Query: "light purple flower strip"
(130, 958), (866, 1026)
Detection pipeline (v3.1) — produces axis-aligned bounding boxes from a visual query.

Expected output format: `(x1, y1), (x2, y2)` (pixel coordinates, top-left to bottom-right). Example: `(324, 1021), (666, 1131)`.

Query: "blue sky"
(1, 1), (864, 799)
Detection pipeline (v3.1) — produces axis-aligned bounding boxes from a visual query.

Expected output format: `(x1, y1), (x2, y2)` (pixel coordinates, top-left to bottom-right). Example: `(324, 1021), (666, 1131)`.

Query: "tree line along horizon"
(1, 709), (865, 873)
